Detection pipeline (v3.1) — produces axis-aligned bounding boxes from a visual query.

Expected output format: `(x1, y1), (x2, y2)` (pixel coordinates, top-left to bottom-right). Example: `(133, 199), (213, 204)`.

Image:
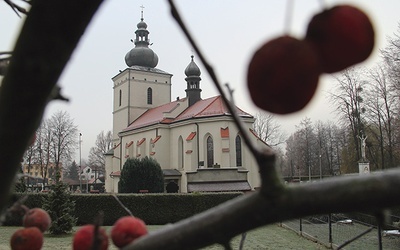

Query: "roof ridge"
(196, 96), (220, 115)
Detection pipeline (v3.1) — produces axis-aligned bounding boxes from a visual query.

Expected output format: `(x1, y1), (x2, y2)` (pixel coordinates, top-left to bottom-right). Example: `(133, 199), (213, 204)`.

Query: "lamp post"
(319, 154), (322, 180)
(79, 133), (82, 191)
(86, 168), (89, 193)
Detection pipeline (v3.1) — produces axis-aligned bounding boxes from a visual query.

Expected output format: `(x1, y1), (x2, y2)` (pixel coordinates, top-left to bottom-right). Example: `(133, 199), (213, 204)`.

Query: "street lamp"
(319, 154), (322, 180)
(86, 168), (89, 193)
(79, 133), (82, 192)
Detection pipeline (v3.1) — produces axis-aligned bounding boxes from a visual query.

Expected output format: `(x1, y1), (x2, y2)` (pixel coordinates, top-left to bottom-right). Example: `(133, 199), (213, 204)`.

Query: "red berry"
(10, 227), (43, 250)
(305, 5), (375, 73)
(23, 208), (51, 232)
(73, 224), (109, 250)
(111, 216), (148, 248)
(247, 36), (320, 114)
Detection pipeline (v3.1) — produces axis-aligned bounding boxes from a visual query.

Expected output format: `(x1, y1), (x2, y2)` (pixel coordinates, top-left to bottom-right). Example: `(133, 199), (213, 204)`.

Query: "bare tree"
(47, 110), (78, 181)
(330, 68), (368, 172)
(35, 120), (53, 185)
(381, 24), (400, 95)
(364, 65), (398, 169)
(252, 112), (286, 147)
(88, 130), (112, 175)
(22, 112), (77, 184)
(315, 121), (337, 176)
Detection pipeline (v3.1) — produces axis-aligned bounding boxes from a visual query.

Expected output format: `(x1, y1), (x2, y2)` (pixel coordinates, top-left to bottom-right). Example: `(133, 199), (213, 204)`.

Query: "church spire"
(185, 55), (202, 106)
(125, 7), (159, 68)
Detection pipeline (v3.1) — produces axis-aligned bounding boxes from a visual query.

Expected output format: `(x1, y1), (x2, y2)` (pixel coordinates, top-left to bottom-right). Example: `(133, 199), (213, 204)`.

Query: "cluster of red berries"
(10, 207), (52, 250)
(247, 5), (375, 114)
(73, 216), (148, 250)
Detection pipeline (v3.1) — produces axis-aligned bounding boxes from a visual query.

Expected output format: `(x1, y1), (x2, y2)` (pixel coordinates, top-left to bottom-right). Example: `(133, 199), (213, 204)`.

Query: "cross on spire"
(140, 5), (145, 20)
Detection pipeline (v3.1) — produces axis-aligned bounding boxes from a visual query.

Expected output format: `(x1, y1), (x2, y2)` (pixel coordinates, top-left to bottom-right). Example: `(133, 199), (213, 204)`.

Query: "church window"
(119, 89), (122, 106)
(206, 136), (214, 167)
(178, 136), (184, 169)
(236, 135), (242, 167)
(147, 87), (152, 104)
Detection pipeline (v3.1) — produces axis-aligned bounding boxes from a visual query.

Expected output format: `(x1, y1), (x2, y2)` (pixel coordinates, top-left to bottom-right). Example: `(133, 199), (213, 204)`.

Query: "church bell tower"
(112, 9), (172, 144)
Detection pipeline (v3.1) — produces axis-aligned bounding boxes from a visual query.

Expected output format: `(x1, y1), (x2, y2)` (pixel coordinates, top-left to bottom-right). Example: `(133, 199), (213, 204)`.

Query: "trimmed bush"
(119, 157), (164, 193)
(5, 192), (242, 226)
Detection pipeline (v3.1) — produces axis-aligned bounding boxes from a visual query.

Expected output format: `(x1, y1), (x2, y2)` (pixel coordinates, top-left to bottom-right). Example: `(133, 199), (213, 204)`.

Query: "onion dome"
(184, 55), (201, 77)
(125, 15), (158, 68)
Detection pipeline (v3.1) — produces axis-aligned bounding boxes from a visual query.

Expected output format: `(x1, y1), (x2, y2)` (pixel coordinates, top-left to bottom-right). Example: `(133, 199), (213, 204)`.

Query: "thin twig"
(239, 232), (247, 250)
(0, 52), (12, 56)
(4, 0), (29, 16)
(222, 241), (233, 250)
(112, 194), (133, 216)
(92, 211), (104, 250)
(337, 226), (373, 249)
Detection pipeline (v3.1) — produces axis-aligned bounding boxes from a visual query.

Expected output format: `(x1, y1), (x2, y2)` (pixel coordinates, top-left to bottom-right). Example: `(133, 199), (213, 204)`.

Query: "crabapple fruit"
(247, 35), (320, 114)
(111, 216), (148, 248)
(23, 207), (51, 232)
(73, 224), (109, 250)
(305, 5), (374, 73)
(10, 227), (43, 250)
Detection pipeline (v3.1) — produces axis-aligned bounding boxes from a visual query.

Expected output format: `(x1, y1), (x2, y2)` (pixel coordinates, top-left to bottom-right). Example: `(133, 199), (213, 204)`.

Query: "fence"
(282, 213), (400, 249)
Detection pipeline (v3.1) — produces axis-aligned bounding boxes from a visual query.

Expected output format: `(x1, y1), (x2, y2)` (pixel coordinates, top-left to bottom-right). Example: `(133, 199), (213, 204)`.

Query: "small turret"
(185, 55), (202, 106)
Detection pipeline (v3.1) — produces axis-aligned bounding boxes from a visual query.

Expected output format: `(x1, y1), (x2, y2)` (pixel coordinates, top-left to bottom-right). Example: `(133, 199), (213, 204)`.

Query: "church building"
(105, 12), (267, 193)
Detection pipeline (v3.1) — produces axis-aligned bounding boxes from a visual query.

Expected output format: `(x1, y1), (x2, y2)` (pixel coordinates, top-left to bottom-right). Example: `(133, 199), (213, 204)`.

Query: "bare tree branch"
(0, 0), (103, 212)
(125, 169), (400, 250)
(3, 0), (29, 17)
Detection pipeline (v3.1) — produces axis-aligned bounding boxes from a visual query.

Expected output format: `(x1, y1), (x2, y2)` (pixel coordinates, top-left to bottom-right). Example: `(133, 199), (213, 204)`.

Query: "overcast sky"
(1, 0), (400, 163)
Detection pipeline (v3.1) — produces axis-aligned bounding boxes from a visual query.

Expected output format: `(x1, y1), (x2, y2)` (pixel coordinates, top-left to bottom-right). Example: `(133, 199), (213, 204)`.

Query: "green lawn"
(1, 224), (327, 249)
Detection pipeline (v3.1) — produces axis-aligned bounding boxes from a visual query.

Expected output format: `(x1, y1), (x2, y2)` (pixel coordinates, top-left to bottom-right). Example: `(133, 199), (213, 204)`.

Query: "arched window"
(119, 89), (122, 106)
(147, 87), (152, 105)
(178, 136), (184, 169)
(206, 136), (214, 167)
(236, 135), (242, 167)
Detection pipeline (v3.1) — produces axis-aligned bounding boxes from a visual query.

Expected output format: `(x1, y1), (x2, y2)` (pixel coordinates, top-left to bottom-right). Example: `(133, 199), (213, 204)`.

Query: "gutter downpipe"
(119, 135), (123, 170)
(195, 123), (199, 168)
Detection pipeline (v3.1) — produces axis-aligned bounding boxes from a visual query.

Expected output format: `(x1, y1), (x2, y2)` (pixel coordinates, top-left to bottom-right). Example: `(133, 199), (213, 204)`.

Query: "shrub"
(119, 157), (164, 193)
(42, 177), (77, 234)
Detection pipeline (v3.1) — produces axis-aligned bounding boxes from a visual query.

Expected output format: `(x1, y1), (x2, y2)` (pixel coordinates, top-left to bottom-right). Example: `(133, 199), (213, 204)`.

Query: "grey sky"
(1, 0), (399, 162)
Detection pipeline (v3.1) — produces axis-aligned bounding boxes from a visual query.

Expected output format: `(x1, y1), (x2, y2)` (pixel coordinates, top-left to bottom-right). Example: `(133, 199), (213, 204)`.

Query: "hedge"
(3, 192), (242, 226)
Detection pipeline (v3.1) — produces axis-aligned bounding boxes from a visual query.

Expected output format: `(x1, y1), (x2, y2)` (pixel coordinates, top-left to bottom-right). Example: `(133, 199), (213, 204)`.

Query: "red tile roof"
(122, 95), (252, 133)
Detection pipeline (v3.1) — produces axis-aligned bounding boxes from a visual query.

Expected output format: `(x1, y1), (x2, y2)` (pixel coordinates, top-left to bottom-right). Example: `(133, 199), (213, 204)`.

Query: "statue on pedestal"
(358, 135), (367, 160)
(358, 135), (370, 174)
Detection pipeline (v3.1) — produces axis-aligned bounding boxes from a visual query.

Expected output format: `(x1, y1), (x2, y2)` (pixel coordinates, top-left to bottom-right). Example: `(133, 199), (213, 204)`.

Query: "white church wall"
(151, 127), (171, 168)
(169, 123), (197, 171)
(104, 153), (114, 192)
